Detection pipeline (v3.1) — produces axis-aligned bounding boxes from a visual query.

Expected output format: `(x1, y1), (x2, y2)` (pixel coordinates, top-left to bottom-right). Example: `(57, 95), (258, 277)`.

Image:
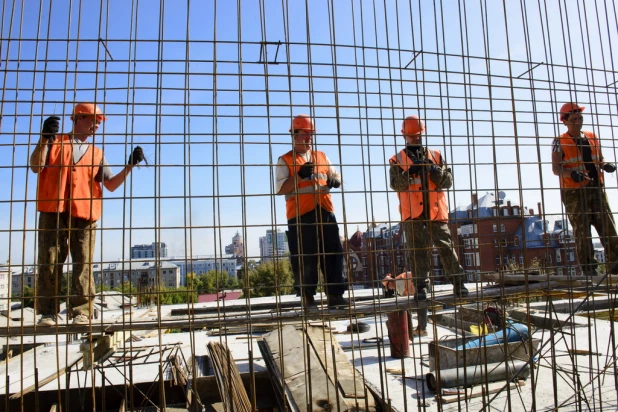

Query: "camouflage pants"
(402, 218), (465, 330)
(562, 187), (618, 274)
(36, 212), (97, 317)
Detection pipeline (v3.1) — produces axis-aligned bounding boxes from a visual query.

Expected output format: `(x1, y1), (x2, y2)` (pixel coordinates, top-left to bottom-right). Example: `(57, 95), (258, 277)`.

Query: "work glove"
(298, 162), (314, 179)
(127, 146), (145, 166)
(408, 158), (431, 175)
(41, 116), (60, 140)
(603, 163), (617, 173)
(428, 164), (443, 184)
(327, 177), (340, 189)
(571, 170), (587, 183)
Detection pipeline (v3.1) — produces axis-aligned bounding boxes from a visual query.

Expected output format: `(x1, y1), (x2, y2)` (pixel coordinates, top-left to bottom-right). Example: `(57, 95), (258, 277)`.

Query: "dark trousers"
(287, 206), (347, 296)
(36, 211), (97, 317)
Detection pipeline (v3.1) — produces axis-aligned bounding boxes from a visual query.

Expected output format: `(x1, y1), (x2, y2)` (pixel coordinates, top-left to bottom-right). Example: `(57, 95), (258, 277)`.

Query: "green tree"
(246, 259), (294, 298)
(14, 286), (35, 308)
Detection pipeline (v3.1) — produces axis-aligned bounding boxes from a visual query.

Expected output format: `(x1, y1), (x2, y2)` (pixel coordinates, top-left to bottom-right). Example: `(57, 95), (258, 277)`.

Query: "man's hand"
(298, 162), (314, 179)
(571, 170), (587, 183)
(603, 163), (617, 173)
(127, 146), (145, 166)
(408, 158), (432, 175)
(41, 116), (60, 140)
(327, 177), (340, 189)
(429, 164), (443, 182)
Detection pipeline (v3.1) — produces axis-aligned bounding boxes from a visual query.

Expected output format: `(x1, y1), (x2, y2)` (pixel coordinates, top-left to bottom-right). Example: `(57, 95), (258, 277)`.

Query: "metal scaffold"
(0, 0), (617, 411)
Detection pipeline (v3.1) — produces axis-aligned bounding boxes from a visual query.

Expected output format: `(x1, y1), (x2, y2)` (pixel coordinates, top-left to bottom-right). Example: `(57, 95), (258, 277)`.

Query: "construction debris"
(207, 342), (252, 412)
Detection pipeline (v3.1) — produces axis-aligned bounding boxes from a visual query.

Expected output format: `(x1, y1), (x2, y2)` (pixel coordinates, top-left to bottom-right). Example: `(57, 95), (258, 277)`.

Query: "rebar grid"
(0, 0), (617, 411)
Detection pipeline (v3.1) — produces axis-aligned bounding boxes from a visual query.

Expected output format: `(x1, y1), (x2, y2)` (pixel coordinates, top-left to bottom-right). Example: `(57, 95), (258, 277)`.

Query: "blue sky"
(1, 0), (618, 265)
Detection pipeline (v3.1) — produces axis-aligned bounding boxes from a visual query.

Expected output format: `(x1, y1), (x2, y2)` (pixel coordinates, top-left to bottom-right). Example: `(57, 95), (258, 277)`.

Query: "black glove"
(128, 146), (145, 166)
(429, 164), (443, 182)
(327, 177), (340, 189)
(408, 158), (431, 175)
(571, 170), (587, 183)
(41, 116), (60, 140)
(298, 162), (314, 179)
(603, 163), (617, 173)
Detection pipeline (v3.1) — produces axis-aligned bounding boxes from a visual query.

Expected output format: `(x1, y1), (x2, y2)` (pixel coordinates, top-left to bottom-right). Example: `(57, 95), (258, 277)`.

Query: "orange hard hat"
(559, 102), (585, 121)
(71, 103), (107, 121)
(289, 114), (315, 132)
(401, 115), (425, 135)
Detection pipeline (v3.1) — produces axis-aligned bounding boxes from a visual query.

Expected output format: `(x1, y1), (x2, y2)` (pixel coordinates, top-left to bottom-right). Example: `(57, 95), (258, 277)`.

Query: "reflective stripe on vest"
(280, 150), (335, 220)
(390, 148), (448, 221)
(558, 131), (604, 189)
(37, 135), (104, 221)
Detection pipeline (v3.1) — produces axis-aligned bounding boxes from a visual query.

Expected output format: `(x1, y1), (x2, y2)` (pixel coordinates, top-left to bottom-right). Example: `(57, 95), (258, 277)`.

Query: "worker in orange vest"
(275, 114), (348, 309)
(552, 102), (618, 276)
(29, 103), (144, 326)
(389, 114), (468, 337)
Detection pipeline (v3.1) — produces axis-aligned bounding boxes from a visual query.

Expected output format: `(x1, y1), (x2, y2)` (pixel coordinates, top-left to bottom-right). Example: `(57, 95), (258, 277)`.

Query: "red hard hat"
(559, 102), (585, 121)
(401, 115), (425, 135)
(71, 103), (107, 121)
(289, 114), (315, 132)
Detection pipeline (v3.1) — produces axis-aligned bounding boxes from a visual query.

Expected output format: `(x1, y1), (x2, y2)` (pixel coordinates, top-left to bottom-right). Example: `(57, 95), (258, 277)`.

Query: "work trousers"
(562, 186), (618, 275)
(287, 206), (347, 296)
(36, 211), (97, 317)
(401, 218), (465, 330)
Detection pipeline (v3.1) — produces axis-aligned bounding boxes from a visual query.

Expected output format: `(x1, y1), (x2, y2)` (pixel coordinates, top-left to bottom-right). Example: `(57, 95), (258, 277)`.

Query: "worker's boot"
(327, 294), (349, 308)
(609, 262), (618, 275)
(410, 328), (428, 338)
(453, 280), (469, 298)
(302, 291), (318, 310)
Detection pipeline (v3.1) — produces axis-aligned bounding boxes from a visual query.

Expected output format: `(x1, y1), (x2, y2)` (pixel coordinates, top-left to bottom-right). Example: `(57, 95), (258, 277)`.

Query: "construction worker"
(29, 103), (144, 326)
(389, 114), (468, 337)
(275, 114), (348, 309)
(552, 102), (618, 276)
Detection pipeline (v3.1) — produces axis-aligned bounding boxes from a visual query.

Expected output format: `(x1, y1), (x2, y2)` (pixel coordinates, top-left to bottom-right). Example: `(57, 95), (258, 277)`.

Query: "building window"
(502, 238), (508, 248)
(519, 255), (524, 265)
(556, 249), (562, 263)
(500, 224), (505, 232)
(493, 208), (499, 216)
(493, 224), (497, 233)
(494, 240), (498, 248)
(463, 239), (471, 249)
(513, 236), (519, 247)
(464, 253), (474, 267)
(496, 255), (502, 265)
(547, 254), (552, 264)
(568, 267), (576, 276)
(556, 268), (563, 276)
(568, 249), (575, 262)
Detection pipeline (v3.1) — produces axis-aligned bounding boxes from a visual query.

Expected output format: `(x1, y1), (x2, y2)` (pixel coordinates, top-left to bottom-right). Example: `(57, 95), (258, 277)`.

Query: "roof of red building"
(198, 290), (243, 303)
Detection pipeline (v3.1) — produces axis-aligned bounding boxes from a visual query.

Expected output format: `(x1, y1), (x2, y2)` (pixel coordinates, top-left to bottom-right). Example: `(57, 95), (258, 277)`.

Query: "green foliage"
(113, 281), (138, 295)
(187, 270), (239, 294)
(96, 283), (111, 293)
(245, 259), (294, 298)
(14, 286), (35, 308)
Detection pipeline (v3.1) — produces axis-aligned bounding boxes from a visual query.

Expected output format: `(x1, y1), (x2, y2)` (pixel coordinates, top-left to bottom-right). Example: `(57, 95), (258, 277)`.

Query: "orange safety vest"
(36, 135), (104, 221)
(390, 148), (448, 221)
(382, 272), (415, 296)
(280, 150), (335, 220)
(558, 131), (604, 189)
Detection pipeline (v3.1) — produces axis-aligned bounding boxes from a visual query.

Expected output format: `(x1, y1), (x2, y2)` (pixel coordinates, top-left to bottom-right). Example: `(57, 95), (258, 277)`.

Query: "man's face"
(74, 115), (102, 137)
(293, 130), (313, 152)
(403, 132), (422, 146)
(563, 110), (583, 128)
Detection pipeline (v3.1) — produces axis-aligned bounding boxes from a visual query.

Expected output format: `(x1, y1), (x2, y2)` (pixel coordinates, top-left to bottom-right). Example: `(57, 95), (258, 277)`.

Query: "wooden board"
(263, 325), (348, 411)
(305, 326), (376, 410)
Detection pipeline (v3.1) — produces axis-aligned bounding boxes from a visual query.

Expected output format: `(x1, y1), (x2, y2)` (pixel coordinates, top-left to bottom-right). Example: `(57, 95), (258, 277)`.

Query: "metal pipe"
(426, 360), (531, 391)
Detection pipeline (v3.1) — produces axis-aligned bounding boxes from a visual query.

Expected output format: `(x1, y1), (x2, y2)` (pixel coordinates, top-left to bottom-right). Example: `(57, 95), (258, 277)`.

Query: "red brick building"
(346, 192), (579, 288)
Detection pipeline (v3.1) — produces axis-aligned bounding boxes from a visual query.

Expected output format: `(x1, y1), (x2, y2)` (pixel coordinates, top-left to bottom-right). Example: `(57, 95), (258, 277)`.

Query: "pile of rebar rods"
(206, 341), (252, 412)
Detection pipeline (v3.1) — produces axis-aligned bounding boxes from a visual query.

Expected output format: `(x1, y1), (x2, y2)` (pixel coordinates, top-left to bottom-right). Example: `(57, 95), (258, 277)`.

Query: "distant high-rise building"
(259, 229), (289, 263)
(225, 231), (244, 263)
(131, 242), (168, 260)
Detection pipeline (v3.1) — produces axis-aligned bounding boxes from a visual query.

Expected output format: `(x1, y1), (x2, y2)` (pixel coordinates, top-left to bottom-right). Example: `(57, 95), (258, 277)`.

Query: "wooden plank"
(0, 282), (564, 337)
(482, 273), (618, 285)
(9, 356), (82, 399)
(263, 325), (348, 411)
(306, 326), (375, 408)
(438, 381), (524, 404)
